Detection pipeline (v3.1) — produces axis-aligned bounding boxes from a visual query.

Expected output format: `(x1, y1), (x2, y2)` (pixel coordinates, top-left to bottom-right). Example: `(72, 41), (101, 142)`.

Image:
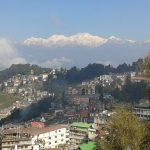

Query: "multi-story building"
(93, 111), (111, 129)
(134, 105), (150, 120)
(99, 75), (113, 83)
(31, 124), (69, 149)
(69, 122), (92, 149)
(68, 87), (79, 95)
(0, 124), (69, 150)
(67, 85), (96, 96)
(1, 125), (32, 150)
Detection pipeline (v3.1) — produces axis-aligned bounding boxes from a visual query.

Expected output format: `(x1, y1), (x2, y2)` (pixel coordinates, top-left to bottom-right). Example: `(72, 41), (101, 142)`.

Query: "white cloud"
(23, 33), (108, 47)
(144, 39), (150, 44)
(37, 57), (72, 68)
(0, 39), (27, 69)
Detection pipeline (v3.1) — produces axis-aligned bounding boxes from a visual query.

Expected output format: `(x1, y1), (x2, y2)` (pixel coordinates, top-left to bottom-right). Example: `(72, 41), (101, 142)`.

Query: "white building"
(42, 73), (49, 81)
(99, 75), (112, 82)
(88, 128), (97, 140)
(31, 124), (69, 149)
(134, 105), (150, 120)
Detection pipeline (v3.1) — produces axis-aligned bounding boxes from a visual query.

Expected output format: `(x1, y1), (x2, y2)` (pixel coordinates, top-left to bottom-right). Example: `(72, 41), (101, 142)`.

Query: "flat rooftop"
(70, 122), (92, 129)
(79, 142), (96, 150)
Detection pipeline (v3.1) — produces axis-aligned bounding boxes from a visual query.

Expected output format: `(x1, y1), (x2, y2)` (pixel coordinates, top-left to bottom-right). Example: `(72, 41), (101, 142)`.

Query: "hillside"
(0, 64), (51, 82)
(64, 59), (142, 83)
(0, 58), (142, 84)
(0, 93), (20, 109)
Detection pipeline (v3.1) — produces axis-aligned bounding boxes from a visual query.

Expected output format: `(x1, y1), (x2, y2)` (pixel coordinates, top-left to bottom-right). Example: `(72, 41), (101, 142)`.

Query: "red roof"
(29, 124), (68, 135)
(31, 122), (45, 128)
(131, 76), (149, 81)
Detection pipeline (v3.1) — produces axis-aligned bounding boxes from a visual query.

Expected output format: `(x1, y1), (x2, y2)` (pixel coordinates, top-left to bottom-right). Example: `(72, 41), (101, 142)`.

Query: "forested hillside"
(0, 58), (143, 83)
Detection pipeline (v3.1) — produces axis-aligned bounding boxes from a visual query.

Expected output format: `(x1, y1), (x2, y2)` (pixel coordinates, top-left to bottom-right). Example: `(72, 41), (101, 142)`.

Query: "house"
(69, 122), (92, 149)
(116, 74), (126, 85)
(13, 79), (21, 87)
(73, 97), (89, 106)
(6, 87), (17, 94)
(131, 76), (149, 83)
(42, 73), (49, 82)
(99, 75), (113, 86)
(4, 82), (8, 87)
(80, 109), (89, 119)
(93, 111), (111, 129)
(67, 87), (79, 95)
(134, 103), (150, 120)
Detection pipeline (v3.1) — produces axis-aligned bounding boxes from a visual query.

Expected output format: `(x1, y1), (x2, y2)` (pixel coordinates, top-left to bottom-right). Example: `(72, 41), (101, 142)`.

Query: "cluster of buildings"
(81, 72), (148, 88)
(0, 70), (56, 120)
(0, 109), (112, 150)
(0, 123), (69, 150)
(0, 104), (149, 150)
(0, 69), (150, 149)
(67, 72), (141, 96)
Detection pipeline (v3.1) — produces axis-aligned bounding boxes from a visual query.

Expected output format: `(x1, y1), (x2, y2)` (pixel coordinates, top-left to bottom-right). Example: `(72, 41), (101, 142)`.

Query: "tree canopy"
(95, 108), (150, 150)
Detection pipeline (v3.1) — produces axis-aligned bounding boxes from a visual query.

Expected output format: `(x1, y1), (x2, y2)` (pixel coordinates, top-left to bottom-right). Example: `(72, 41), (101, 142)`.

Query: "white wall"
(32, 127), (69, 149)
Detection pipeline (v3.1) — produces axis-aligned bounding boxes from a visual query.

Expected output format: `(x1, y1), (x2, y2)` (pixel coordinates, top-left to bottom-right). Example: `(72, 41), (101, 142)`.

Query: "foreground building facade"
(0, 124), (69, 150)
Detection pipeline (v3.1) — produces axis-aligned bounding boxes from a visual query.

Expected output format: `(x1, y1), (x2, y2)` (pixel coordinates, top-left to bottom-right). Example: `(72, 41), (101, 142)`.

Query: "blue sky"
(0, 0), (150, 69)
(0, 0), (150, 41)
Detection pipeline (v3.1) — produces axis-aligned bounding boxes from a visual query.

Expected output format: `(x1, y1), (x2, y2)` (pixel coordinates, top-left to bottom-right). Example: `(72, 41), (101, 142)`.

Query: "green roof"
(79, 142), (96, 150)
(70, 122), (92, 129)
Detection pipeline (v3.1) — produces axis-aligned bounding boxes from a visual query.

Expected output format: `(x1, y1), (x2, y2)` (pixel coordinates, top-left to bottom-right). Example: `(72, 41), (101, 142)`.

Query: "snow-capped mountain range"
(0, 33), (150, 69)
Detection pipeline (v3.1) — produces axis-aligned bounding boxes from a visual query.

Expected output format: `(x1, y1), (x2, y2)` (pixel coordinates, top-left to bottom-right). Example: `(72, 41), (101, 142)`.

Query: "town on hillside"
(0, 64), (149, 150)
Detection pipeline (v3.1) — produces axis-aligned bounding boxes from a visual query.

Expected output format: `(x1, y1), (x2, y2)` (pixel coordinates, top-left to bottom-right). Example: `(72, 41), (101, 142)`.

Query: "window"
(49, 137), (51, 139)
(61, 134), (64, 137)
(49, 142), (51, 144)
(55, 141), (57, 143)
(55, 136), (57, 138)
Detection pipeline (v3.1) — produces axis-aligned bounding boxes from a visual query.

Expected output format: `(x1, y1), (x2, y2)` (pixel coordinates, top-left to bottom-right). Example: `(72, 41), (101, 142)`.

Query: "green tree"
(142, 54), (150, 77)
(96, 85), (104, 102)
(140, 54), (150, 102)
(95, 108), (150, 150)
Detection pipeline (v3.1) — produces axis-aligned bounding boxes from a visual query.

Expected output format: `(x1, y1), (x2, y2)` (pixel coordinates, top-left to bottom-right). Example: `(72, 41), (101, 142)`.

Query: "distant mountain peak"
(108, 36), (121, 40)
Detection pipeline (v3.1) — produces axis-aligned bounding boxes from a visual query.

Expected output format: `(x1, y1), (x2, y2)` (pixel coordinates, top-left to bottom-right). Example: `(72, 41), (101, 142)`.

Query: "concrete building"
(1, 125), (32, 150)
(134, 105), (150, 120)
(93, 111), (111, 129)
(69, 122), (92, 149)
(131, 76), (149, 83)
(31, 124), (69, 149)
(99, 75), (113, 83)
(0, 124), (69, 150)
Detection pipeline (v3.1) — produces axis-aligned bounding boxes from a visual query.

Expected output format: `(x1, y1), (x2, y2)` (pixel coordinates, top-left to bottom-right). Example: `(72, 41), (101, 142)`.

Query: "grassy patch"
(0, 93), (20, 109)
